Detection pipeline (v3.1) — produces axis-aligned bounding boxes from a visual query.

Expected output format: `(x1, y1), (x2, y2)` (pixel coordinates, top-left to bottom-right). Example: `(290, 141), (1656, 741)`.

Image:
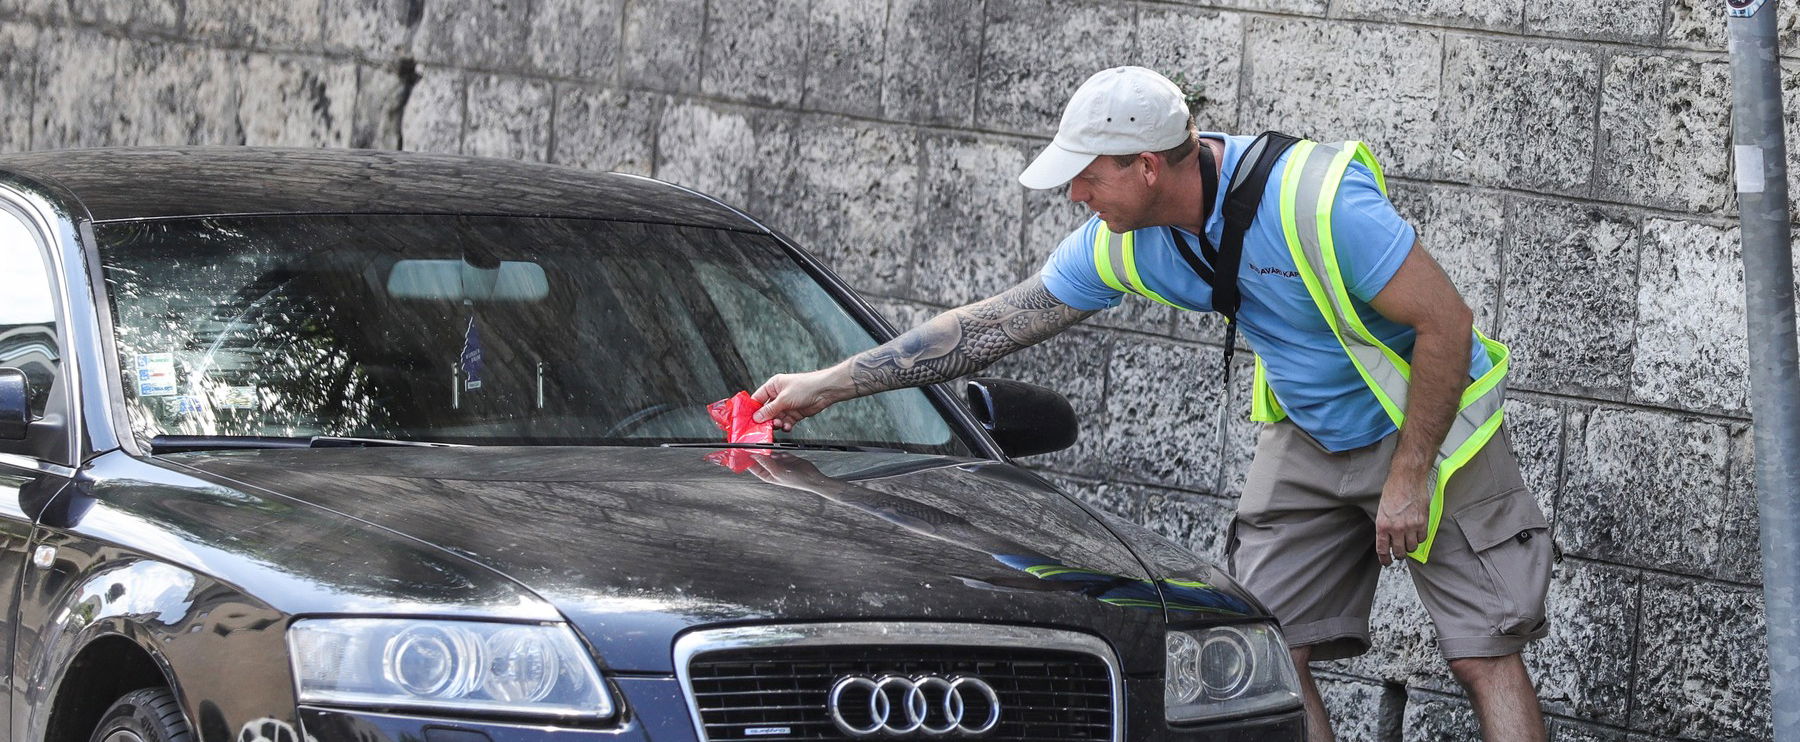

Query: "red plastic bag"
(707, 391), (774, 444)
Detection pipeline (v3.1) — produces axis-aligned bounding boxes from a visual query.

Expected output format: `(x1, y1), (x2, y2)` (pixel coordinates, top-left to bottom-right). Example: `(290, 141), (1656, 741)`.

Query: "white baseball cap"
(1018, 66), (1192, 190)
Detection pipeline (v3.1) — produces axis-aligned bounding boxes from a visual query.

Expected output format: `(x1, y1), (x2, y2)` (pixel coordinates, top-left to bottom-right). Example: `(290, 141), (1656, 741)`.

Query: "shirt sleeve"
(1328, 160), (1417, 303)
(1038, 215), (1126, 312)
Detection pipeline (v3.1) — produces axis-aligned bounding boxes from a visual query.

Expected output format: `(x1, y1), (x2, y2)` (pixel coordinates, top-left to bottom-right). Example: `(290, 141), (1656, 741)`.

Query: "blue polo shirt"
(1040, 133), (1493, 452)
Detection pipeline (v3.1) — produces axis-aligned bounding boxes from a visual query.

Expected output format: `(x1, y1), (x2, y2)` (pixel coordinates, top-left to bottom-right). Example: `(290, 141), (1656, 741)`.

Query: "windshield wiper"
(150, 435), (470, 454)
(658, 441), (902, 453)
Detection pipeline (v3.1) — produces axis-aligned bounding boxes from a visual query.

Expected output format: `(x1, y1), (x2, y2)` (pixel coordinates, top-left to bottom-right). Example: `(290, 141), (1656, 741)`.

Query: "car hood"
(166, 446), (1256, 673)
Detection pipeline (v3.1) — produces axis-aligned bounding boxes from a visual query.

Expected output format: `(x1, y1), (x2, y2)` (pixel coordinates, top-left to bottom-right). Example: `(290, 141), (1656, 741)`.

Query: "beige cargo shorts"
(1226, 421), (1553, 661)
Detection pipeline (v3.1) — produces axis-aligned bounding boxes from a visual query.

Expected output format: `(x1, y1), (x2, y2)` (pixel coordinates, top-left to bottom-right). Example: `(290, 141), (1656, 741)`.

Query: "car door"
(0, 199), (75, 741)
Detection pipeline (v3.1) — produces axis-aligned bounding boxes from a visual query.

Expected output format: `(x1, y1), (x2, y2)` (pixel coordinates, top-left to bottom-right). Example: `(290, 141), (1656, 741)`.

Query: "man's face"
(1066, 155), (1153, 233)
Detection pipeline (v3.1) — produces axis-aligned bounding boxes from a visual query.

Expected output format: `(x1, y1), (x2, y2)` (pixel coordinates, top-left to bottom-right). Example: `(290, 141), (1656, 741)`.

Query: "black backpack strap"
(1188, 131), (1300, 388)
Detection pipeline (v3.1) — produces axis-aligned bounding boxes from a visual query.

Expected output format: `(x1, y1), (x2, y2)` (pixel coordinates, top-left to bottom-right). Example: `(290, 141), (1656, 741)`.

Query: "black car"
(0, 148), (1305, 742)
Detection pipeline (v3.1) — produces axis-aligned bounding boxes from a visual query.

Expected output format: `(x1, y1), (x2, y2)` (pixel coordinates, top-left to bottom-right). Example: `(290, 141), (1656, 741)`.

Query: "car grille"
(686, 644), (1115, 740)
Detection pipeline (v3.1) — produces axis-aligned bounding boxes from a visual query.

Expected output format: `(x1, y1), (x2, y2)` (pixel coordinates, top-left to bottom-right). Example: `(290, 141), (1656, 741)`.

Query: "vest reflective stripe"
(1092, 227), (1197, 310)
(1262, 139), (1512, 564)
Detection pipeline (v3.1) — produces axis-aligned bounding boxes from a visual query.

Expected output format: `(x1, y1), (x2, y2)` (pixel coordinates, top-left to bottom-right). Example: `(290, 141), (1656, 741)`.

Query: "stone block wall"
(0, 0), (1778, 738)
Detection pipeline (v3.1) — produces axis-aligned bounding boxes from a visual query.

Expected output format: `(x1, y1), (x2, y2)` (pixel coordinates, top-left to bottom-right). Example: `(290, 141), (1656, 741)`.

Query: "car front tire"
(89, 688), (193, 742)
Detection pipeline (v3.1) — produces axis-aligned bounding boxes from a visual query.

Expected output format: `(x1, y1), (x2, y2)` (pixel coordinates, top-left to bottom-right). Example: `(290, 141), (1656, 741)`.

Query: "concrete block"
(653, 101), (797, 213)
(399, 64), (464, 154)
(1560, 408), (1733, 575)
(1501, 397), (1562, 519)
(1193, 0), (1326, 14)
(110, 41), (244, 146)
(622, 0), (704, 93)
(1598, 55), (1732, 214)
(0, 0), (59, 21)
(976, 0), (1136, 134)
(881, 0), (983, 126)
(804, 0), (886, 117)
(1631, 219), (1749, 416)
(325, 0), (424, 58)
(1633, 576), (1771, 739)
(527, 0), (622, 80)
(770, 118), (920, 296)
(1666, 0), (1800, 51)
(701, 0), (809, 106)
(416, 0), (532, 70)
(1436, 36), (1599, 196)
(1134, 7), (1244, 131)
(236, 54), (356, 147)
(1401, 690), (1480, 741)
(912, 134), (1029, 306)
(463, 74), (551, 161)
(1104, 336), (1225, 491)
(186, 0), (325, 49)
(1336, 0), (1522, 31)
(64, 0), (178, 32)
(551, 86), (659, 175)
(31, 28), (118, 149)
(1143, 488), (1238, 560)
(1528, 559), (1639, 726)
(1386, 182), (1505, 331)
(1551, 719), (1633, 742)
(1327, 567), (1458, 694)
(1314, 674), (1393, 742)
(987, 327), (1113, 479)
(1499, 200), (1638, 399)
(1525, 0), (1661, 42)
(1718, 425), (1763, 585)
(1242, 18), (1441, 178)
(0, 23), (37, 152)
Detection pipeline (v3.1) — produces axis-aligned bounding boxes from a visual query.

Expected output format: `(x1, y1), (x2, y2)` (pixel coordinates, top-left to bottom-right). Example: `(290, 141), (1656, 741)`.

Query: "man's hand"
(751, 364), (854, 431)
(1375, 471), (1431, 565)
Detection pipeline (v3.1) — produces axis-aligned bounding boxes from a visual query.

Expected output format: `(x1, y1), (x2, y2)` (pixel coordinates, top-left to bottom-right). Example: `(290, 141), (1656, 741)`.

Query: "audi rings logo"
(827, 675), (1002, 737)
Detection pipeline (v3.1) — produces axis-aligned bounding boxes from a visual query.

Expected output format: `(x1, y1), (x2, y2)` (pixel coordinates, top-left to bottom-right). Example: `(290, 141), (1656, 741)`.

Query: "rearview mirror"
(0, 368), (32, 440)
(965, 377), (1078, 458)
(386, 259), (550, 302)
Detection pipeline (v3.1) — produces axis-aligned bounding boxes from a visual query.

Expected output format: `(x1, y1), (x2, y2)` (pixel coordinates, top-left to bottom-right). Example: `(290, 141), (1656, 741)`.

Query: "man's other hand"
(751, 365), (853, 431)
(1375, 473), (1432, 565)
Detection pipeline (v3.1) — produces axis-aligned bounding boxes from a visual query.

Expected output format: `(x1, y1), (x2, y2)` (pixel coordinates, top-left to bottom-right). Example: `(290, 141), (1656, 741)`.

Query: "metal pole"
(1727, 1), (1799, 737)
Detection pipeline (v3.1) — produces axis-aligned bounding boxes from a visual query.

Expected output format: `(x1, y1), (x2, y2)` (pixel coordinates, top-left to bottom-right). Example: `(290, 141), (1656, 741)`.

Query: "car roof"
(0, 147), (763, 230)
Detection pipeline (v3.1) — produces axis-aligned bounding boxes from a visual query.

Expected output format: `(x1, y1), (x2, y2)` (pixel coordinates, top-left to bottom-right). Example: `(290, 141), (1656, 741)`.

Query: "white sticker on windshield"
(215, 385), (258, 410)
(169, 395), (203, 416)
(135, 353), (177, 397)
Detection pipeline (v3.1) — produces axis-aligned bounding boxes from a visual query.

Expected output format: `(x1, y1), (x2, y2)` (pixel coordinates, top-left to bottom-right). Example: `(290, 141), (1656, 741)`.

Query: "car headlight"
(288, 618), (612, 719)
(1165, 623), (1301, 723)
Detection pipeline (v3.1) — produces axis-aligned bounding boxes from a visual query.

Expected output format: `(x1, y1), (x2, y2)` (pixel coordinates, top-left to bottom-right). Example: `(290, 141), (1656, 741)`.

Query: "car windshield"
(95, 214), (971, 455)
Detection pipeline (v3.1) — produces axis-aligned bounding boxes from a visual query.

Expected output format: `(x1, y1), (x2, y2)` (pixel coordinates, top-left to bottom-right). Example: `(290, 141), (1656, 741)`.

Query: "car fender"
(19, 554), (297, 742)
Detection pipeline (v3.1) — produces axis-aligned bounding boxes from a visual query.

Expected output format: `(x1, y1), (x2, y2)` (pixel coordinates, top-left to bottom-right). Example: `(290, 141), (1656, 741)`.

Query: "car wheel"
(89, 688), (193, 742)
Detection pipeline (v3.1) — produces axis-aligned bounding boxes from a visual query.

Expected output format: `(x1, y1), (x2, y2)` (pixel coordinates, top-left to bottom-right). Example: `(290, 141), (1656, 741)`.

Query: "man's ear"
(1137, 152), (1161, 186)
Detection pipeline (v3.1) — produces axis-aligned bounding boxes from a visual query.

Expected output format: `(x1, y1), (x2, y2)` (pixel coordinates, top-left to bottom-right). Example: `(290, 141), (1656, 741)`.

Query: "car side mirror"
(965, 377), (1078, 458)
(0, 368), (32, 440)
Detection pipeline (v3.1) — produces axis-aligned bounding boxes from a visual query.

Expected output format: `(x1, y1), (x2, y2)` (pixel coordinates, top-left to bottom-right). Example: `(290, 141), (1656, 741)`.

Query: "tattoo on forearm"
(848, 278), (1094, 396)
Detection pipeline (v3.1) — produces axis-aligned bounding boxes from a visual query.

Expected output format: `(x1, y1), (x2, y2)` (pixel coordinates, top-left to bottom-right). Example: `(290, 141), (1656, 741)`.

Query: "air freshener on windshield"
(707, 391), (774, 444)
(461, 315), (484, 391)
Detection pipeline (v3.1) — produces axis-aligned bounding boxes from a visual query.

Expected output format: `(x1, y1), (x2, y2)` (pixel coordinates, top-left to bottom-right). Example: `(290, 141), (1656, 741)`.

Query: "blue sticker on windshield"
(461, 316), (484, 391)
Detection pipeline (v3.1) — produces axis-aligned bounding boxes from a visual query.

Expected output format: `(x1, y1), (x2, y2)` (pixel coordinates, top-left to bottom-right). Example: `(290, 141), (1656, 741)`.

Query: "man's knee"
(1447, 653), (1524, 689)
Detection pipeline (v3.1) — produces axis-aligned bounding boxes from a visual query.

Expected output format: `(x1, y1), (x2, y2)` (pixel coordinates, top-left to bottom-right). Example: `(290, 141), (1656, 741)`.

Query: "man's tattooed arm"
(847, 276), (1096, 396)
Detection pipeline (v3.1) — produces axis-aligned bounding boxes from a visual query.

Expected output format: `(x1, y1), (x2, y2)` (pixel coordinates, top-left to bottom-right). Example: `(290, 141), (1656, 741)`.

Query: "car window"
(95, 215), (971, 455)
(0, 207), (58, 418)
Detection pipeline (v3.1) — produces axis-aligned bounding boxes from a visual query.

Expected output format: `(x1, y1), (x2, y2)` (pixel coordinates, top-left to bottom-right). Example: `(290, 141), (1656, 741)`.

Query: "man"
(751, 66), (1552, 741)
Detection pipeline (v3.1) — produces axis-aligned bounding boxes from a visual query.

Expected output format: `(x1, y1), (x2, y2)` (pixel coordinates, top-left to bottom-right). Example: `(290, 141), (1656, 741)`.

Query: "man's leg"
(1289, 645), (1334, 742)
(1448, 654), (1546, 742)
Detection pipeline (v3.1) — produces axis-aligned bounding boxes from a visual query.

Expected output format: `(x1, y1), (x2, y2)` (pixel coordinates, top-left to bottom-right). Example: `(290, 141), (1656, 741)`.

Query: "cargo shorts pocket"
(1452, 488), (1553, 637)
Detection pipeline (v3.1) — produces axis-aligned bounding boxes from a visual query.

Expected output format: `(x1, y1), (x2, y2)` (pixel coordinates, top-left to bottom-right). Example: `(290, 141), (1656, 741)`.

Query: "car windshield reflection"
(96, 215), (968, 456)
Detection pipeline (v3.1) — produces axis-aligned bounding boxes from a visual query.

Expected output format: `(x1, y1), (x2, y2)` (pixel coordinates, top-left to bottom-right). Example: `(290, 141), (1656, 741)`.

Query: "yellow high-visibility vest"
(1091, 139), (1511, 563)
